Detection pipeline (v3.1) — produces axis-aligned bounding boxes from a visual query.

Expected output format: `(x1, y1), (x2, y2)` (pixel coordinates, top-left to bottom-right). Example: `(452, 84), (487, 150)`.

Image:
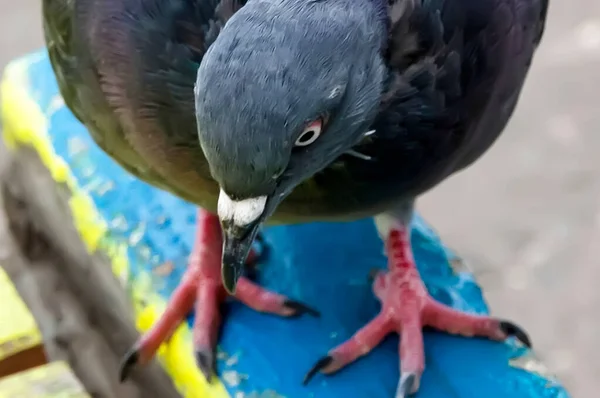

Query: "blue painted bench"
(0, 50), (569, 398)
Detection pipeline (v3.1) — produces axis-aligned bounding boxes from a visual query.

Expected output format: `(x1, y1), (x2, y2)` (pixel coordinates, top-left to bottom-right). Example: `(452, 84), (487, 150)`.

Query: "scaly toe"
(119, 345), (140, 382)
(499, 320), (532, 348)
(303, 355), (333, 385)
(283, 299), (320, 318)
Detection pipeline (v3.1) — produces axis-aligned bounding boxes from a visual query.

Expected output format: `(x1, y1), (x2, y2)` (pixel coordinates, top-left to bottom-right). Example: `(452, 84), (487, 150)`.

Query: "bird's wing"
(534, 0), (550, 47)
(43, 0), (176, 192)
(364, 0), (550, 187)
(42, 0), (246, 202)
(382, 0), (549, 103)
(43, 0), (101, 129)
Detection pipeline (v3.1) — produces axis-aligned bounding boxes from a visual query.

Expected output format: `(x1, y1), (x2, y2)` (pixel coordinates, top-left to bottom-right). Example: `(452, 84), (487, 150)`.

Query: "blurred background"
(0, 1), (597, 397)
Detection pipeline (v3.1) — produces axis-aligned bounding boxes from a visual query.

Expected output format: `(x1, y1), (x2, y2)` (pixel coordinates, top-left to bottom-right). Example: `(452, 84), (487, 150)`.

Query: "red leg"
(120, 209), (318, 382)
(305, 224), (530, 397)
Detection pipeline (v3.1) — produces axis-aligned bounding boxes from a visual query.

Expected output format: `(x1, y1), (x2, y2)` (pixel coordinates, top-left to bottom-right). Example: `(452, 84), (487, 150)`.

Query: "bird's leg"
(120, 209), (318, 382)
(305, 214), (530, 397)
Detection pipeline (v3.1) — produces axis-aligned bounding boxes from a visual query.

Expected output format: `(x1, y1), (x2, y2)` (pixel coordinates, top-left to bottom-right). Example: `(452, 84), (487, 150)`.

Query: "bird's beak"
(217, 190), (268, 293)
(221, 221), (261, 292)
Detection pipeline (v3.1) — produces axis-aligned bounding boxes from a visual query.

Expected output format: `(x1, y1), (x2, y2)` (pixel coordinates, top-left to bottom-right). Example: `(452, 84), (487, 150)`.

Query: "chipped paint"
(448, 255), (472, 274)
(510, 351), (559, 384)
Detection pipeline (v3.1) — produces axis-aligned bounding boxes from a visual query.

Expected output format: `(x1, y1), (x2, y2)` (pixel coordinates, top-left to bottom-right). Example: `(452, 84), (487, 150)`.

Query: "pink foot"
(304, 226), (530, 397)
(119, 209), (318, 382)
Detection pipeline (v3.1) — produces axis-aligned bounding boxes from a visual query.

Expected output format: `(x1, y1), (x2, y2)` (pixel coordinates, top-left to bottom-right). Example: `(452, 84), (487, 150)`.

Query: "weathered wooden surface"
(0, 144), (182, 398)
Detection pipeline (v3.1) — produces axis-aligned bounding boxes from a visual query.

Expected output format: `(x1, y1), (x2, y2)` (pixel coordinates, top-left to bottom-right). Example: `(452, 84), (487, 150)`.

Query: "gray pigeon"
(43, 0), (548, 395)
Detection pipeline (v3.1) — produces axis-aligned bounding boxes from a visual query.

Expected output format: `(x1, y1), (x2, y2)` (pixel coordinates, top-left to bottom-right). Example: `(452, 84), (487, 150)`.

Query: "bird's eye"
(294, 119), (322, 147)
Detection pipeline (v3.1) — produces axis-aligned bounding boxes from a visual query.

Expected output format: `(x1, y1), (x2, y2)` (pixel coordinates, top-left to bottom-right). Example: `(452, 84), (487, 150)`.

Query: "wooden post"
(0, 144), (182, 398)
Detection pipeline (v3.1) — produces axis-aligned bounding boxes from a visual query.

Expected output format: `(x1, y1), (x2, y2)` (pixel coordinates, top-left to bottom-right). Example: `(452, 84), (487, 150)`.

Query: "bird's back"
(43, 0), (549, 223)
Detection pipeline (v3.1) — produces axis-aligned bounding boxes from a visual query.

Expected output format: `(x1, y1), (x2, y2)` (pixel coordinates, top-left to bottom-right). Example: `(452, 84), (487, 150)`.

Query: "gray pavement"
(1, 1), (596, 396)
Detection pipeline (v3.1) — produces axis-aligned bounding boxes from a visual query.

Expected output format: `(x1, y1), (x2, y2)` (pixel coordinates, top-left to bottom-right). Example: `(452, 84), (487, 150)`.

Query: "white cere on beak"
(218, 190), (267, 226)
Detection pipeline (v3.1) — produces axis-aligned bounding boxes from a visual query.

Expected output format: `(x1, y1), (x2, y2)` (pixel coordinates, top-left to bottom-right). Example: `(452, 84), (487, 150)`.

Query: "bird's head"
(195, 0), (387, 292)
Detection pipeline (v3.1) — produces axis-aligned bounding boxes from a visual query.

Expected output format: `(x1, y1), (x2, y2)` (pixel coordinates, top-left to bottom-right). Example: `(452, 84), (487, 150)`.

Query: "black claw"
(499, 320), (532, 348)
(195, 348), (216, 383)
(283, 299), (320, 318)
(396, 373), (417, 398)
(303, 355), (333, 385)
(119, 347), (139, 382)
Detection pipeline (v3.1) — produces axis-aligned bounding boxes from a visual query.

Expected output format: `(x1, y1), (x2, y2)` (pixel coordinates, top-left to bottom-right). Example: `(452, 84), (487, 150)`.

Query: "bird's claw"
(303, 355), (333, 385)
(283, 299), (320, 318)
(499, 320), (532, 348)
(119, 346), (140, 382)
(195, 347), (217, 383)
(395, 373), (418, 398)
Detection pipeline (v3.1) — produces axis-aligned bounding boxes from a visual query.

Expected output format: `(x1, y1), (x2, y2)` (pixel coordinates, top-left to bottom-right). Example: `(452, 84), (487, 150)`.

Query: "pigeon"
(43, 0), (548, 395)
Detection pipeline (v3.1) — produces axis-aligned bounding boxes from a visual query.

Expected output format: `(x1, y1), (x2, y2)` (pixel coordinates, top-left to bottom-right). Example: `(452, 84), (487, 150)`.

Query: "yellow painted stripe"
(0, 57), (229, 398)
